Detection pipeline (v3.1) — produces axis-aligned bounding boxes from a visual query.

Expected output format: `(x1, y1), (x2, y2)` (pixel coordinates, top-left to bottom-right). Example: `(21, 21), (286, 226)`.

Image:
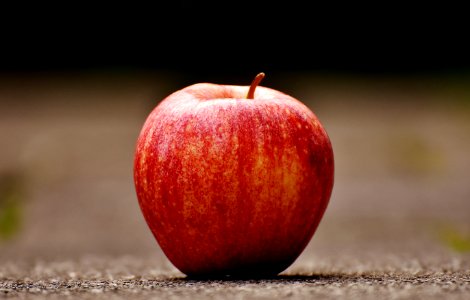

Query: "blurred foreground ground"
(0, 71), (469, 299)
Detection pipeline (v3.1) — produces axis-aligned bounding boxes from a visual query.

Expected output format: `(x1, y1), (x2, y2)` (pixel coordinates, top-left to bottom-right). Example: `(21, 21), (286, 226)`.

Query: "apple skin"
(134, 80), (334, 277)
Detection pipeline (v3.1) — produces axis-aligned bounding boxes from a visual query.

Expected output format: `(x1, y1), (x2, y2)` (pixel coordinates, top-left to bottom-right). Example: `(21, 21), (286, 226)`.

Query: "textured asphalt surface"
(0, 72), (469, 299)
(1, 250), (469, 299)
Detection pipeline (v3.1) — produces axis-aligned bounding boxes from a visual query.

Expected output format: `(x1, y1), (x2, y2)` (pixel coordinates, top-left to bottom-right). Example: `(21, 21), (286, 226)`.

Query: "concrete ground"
(0, 72), (469, 299)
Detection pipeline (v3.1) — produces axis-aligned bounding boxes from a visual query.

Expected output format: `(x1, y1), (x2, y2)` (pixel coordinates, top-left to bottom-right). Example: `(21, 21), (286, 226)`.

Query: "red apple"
(134, 73), (334, 277)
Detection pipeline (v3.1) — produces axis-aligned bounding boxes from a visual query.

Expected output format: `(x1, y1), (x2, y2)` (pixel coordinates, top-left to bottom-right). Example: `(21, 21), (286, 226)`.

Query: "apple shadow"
(177, 273), (351, 283)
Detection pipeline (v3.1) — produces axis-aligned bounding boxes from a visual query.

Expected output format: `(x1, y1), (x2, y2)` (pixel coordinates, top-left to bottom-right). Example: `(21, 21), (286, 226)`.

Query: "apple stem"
(246, 72), (265, 99)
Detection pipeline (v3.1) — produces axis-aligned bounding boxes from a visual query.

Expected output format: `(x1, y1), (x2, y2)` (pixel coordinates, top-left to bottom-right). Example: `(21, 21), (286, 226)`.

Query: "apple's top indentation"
(183, 73), (272, 102)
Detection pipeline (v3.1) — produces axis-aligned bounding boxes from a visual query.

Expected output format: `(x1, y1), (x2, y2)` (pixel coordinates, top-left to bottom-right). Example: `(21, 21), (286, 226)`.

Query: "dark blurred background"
(1, 2), (469, 77)
(1, 1), (469, 274)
